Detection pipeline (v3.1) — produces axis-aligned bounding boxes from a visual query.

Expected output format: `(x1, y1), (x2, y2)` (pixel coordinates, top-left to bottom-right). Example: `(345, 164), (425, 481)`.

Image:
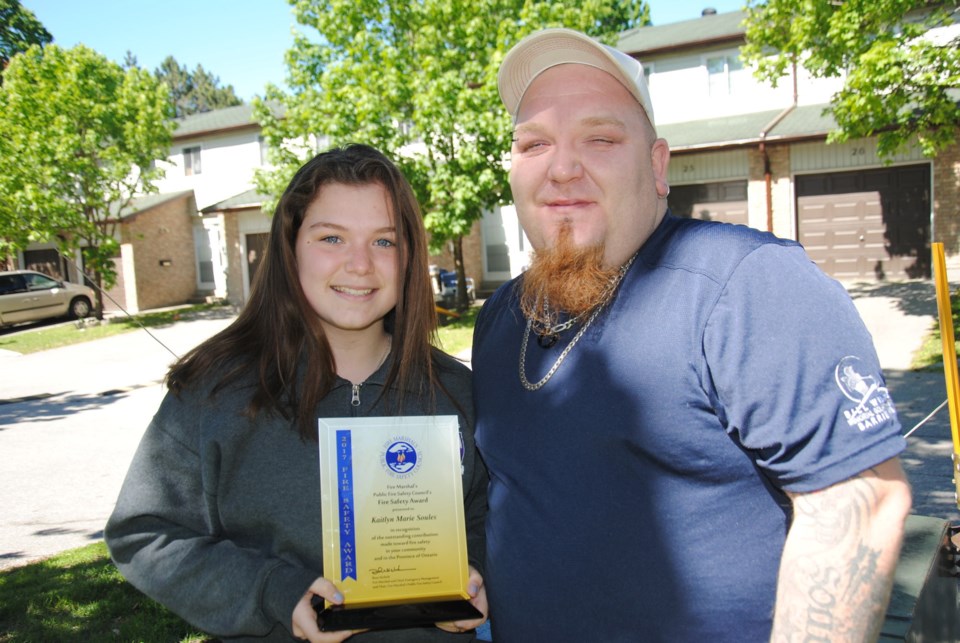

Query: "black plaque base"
(314, 596), (482, 632)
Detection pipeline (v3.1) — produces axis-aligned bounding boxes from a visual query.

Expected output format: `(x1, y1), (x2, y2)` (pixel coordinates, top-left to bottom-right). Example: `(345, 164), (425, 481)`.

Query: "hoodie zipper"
(351, 383), (362, 407)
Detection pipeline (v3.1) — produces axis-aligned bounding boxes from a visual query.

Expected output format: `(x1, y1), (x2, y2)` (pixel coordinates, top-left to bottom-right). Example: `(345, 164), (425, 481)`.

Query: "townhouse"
(12, 8), (958, 311)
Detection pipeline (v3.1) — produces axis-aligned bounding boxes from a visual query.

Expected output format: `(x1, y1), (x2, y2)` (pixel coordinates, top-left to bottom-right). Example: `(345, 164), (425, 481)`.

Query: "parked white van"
(0, 270), (95, 328)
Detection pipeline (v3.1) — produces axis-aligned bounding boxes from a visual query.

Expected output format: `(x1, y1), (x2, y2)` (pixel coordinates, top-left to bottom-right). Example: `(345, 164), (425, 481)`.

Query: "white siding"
(648, 48), (847, 126)
(668, 149), (749, 184)
(791, 139), (926, 173)
(155, 130), (263, 209)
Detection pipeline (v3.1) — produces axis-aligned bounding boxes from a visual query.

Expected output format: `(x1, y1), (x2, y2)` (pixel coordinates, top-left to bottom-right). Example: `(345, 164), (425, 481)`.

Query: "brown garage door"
(669, 180), (748, 227)
(23, 248), (68, 281)
(796, 165), (930, 280)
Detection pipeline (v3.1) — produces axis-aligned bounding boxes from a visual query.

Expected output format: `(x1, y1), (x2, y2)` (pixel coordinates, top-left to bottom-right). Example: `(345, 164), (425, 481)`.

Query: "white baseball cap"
(498, 28), (655, 127)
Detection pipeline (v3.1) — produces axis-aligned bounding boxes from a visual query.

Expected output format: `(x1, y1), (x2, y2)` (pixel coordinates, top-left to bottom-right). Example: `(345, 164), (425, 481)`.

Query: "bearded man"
(472, 28), (912, 642)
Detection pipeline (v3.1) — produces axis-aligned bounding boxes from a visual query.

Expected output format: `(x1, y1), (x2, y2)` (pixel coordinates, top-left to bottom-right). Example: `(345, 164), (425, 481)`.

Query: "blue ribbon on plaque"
(336, 430), (357, 581)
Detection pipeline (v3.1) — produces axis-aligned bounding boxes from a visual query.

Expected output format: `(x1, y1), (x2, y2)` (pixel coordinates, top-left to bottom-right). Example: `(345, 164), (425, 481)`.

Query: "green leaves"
(0, 0), (51, 76)
(256, 0), (647, 308)
(742, 0), (960, 157)
(0, 44), (173, 314)
(261, 0), (646, 230)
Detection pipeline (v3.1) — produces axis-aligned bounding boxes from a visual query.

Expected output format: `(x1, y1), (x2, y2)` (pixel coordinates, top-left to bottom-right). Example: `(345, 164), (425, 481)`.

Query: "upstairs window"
(183, 146), (202, 176)
(707, 54), (744, 96)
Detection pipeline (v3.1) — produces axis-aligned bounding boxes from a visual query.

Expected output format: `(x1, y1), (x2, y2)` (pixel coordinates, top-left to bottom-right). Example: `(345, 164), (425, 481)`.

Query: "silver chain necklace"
(519, 252), (638, 391)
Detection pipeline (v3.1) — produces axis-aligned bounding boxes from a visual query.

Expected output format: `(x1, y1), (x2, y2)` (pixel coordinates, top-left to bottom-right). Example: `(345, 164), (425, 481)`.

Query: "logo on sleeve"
(835, 356), (897, 431)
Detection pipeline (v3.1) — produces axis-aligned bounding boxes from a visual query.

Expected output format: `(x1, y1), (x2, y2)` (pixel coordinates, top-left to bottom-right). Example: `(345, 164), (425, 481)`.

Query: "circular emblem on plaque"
(384, 440), (419, 475)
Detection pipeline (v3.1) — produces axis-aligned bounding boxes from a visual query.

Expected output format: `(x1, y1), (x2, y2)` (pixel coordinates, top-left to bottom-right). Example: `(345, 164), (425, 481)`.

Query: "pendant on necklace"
(519, 249), (640, 391)
(537, 333), (559, 348)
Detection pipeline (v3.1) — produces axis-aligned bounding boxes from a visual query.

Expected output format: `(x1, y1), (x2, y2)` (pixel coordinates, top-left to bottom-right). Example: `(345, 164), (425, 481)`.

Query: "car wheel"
(70, 296), (92, 319)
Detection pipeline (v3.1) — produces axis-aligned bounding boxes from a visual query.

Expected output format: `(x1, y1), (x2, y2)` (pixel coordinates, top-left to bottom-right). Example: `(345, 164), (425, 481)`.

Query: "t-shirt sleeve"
(702, 243), (906, 493)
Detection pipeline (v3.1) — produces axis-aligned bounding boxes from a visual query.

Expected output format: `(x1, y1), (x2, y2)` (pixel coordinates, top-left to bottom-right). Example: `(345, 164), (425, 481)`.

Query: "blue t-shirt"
(472, 214), (905, 642)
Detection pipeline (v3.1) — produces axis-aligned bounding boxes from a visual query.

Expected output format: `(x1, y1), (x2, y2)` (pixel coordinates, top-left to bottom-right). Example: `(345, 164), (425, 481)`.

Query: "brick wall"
(118, 194), (199, 311)
(427, 219), (484, 295)
(932, 141), (960, 273)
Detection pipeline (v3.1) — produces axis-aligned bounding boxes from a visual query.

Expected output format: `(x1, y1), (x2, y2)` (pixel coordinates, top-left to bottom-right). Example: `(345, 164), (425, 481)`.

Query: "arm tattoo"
(774, 468), (893, 642)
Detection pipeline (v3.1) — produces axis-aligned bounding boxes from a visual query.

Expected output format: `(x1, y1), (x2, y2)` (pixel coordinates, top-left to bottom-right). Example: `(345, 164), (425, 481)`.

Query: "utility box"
(881, 514), (959, 641)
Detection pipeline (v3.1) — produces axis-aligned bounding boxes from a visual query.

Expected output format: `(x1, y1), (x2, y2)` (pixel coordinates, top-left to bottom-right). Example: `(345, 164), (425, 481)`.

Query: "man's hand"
(771, 457), (912, 642)
(291, 577), (361, 642)
(436, 566), (489, 634)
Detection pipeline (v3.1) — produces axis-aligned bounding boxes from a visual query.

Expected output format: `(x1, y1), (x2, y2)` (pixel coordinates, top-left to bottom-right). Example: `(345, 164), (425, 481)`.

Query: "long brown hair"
(168, 144), (440, 439)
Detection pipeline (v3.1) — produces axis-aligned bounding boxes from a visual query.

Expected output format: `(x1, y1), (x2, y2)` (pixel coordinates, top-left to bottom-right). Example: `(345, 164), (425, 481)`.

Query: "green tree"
(0, 0), (51, 81)
(255, 0), (648, 310)
(0, 0), (50, 266)
(0, 44), (174, 318)
(741, 0), (960, 157)
(122, 49), (139, 69)
(155, 55), (243, 118)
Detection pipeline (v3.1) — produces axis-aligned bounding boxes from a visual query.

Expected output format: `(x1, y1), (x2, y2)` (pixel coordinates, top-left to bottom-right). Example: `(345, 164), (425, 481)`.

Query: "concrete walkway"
(0, 310), (236, 571)
(843, 280), (960, 522)
(1, 284), (958, 572)
(844, 279), (941, 371)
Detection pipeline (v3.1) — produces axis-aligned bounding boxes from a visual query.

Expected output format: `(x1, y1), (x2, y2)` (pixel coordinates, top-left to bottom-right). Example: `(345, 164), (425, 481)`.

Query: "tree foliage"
(0, 0), (51, 81)
(254, 0), (648, 309)
(155, 55), (243, 118)
(741, 0), (960, 157)
(0, 44), (174, 317)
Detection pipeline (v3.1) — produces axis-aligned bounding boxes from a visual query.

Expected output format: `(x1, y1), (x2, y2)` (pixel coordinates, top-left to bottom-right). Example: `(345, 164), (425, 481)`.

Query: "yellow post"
(930, 242), (960, 509)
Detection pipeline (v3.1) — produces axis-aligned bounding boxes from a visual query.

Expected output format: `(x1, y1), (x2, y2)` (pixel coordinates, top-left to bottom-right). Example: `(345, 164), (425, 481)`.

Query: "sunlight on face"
(510, 64), (670, 268)
(295, 181), (399, 343)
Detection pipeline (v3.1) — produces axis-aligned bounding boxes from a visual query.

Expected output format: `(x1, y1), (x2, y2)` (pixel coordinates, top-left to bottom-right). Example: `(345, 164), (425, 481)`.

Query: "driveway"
(0, 310), (236, 571)
(844, 280), (960, 523)
(1, 284), (958, 572)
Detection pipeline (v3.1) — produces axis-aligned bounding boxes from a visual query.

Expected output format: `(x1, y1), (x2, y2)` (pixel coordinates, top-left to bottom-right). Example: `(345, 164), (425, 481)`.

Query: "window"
(706, 54), (744, 96)
(183, 146), (202, 176)
(24, 272), (59, 291)
(0, 274), (26, 295)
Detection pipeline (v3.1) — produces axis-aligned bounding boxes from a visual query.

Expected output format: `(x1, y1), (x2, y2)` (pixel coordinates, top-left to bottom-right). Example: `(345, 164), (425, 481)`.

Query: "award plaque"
(316, 415), (482, 631)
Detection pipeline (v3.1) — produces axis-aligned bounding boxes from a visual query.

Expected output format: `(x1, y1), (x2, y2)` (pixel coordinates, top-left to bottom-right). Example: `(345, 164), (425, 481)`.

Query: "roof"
(660, 103), (836, 152)
(201, 188), (270, 214)
(618, 10), (747, 57)
(173, 102), (285, 141)
(113, 190), (196, 220)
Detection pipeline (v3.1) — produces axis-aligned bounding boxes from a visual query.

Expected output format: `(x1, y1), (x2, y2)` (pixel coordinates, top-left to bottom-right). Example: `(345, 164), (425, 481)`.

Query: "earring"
(657, 185), (670, 200)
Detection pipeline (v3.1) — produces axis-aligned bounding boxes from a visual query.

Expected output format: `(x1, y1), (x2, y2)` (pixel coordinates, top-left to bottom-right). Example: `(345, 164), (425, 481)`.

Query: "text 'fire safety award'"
(316, 415), (478, 631)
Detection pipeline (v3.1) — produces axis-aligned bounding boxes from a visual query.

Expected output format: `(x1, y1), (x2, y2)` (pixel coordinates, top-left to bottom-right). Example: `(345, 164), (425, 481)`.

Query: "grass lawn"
(434, 305), (479, 356)
(0, 542), (206, 642)
(0, 303), (231, 355)
(0, 302), (478, 357)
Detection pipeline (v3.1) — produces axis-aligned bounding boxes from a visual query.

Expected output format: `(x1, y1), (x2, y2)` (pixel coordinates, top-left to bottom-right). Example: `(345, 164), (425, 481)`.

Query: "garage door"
(23, 248), (68, 281)
(796, 165), (930, 280)
(669, 180), (748, 226)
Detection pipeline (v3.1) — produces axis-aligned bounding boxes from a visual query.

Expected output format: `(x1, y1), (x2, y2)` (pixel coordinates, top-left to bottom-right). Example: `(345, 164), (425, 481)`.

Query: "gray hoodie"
(105, 350), (486, 642)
